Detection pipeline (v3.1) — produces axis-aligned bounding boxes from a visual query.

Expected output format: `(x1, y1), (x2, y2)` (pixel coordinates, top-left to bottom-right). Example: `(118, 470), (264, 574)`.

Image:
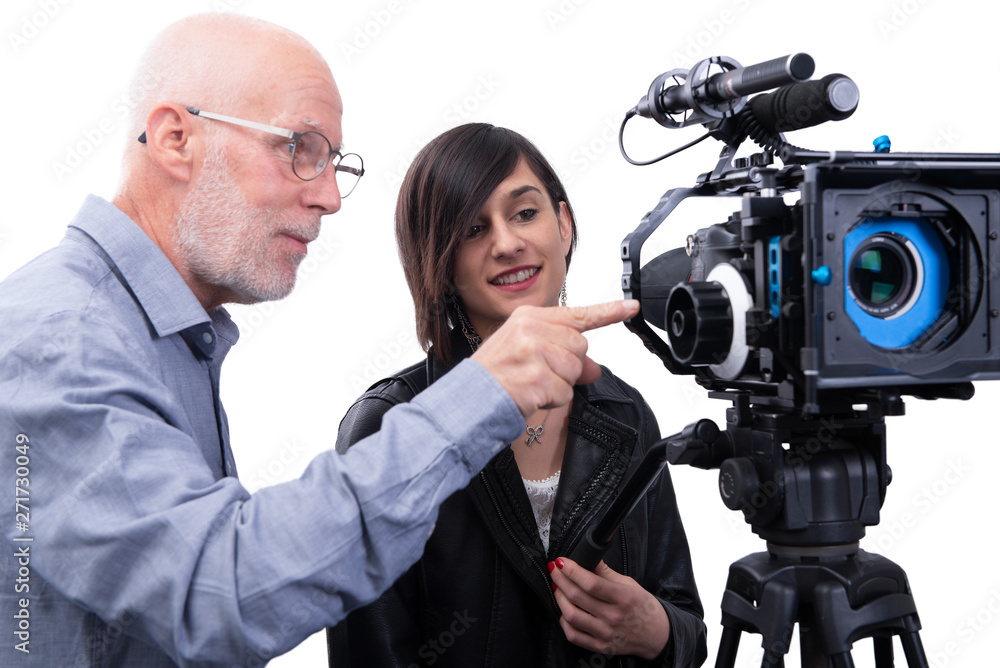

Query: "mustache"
(278, 220), (322, 245)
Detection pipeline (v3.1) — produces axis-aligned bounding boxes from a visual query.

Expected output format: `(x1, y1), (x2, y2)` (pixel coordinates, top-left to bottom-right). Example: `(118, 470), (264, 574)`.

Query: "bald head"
(124, 14), (333, 156)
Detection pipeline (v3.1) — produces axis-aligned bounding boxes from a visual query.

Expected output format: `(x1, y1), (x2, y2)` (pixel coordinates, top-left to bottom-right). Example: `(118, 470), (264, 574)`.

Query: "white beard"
(174, 143), (317, 305)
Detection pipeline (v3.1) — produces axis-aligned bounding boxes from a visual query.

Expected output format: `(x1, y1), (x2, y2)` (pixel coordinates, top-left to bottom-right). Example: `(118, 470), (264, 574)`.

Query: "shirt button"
(202, 332), (213, 344)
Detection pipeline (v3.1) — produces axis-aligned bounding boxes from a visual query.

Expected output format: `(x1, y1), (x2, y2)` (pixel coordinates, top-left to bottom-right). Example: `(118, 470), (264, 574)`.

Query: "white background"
(2, 0), (998, 666)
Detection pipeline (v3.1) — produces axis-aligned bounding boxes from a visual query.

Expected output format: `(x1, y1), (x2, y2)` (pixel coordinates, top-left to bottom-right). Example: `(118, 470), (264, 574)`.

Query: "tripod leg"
(829, 653), (855, 668)
(872, 636), (893, 667)
(899, 627), (930, 668)
(760, 651), (785, 668)
(800, 620), (836, 668)
(715, 626), (741, 668)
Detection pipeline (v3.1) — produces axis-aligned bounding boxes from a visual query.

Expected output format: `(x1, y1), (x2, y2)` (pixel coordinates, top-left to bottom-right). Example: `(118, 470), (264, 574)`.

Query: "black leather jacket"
(327, 334), (707, 667)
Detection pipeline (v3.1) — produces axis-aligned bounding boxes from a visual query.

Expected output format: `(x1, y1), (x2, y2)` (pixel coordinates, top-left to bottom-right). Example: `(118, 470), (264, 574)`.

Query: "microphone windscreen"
(750, 73), (859, 134)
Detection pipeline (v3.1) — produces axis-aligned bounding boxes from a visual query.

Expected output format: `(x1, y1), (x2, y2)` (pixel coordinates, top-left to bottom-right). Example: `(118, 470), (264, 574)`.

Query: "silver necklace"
(525, 409), (552, 446)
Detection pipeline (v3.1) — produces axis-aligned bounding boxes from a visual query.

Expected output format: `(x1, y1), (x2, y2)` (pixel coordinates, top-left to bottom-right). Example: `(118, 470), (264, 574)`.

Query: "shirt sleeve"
(0, 310), (523, 667)
(328, 379), (428, 667)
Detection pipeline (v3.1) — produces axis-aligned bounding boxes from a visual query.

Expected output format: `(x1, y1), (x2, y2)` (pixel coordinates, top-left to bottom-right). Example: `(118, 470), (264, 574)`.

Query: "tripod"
(716, 543), (924, 667)
(571, 388), (941, 667)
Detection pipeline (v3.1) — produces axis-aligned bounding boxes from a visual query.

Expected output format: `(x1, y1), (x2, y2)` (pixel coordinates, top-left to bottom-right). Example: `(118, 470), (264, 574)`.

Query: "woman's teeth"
(492, 267), (538, 286)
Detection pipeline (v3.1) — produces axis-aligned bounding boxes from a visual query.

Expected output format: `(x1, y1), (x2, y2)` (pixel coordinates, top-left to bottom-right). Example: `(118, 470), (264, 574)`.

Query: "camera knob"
(719, 457), (759, 512)
(665, 281), (734, 364)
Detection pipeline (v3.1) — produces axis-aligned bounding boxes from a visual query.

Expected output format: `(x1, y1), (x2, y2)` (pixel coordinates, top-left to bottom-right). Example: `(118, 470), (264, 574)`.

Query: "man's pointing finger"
(558, 300), (640, 333)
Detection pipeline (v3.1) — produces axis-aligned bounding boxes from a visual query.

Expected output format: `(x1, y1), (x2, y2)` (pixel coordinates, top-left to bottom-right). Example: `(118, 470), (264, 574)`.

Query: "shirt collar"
(68, 195), (239, 357)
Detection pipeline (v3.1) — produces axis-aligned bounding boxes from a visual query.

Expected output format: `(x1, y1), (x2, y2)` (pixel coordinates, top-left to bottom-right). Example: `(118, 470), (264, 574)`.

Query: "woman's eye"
(467, 225), (486, 238)
(514, 208), (538, 222)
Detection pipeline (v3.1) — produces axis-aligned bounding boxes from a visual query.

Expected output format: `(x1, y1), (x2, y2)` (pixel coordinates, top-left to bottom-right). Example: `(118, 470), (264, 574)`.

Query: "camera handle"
(568, 419), (721, 570)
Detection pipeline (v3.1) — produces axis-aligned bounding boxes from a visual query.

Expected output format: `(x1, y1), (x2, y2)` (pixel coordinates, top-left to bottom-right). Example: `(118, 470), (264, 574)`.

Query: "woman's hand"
(548, 557), (670, 660)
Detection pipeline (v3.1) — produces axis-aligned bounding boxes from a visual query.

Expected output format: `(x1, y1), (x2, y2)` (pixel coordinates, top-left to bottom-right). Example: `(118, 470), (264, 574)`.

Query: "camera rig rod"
(783, 148), (1000, 165)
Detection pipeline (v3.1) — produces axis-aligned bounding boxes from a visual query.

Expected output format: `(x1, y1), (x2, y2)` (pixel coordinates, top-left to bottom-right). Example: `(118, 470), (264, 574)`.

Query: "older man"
(0, 13), (636, 667)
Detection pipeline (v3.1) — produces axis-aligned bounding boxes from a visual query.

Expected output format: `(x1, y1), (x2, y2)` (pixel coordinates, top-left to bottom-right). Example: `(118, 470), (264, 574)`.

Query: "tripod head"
(569, 383), (973, 566)
(669, 384), (972, 548)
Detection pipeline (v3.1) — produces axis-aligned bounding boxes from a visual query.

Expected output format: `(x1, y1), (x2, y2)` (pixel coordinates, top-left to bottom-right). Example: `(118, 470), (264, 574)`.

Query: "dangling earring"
(453, 297), (482, 351)
(560, 281), (568, 307)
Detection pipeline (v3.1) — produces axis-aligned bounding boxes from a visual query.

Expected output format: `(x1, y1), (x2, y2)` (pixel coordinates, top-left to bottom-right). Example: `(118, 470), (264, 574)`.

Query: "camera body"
(624, 155), (1000, 411)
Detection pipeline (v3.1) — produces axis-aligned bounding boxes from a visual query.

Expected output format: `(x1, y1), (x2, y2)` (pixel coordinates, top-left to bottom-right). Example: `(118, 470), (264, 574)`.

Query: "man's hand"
(470, 300), (639, 419)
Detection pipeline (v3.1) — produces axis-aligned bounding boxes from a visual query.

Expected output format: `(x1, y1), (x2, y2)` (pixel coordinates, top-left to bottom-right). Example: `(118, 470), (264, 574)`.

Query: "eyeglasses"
(138, 106), (365, 196)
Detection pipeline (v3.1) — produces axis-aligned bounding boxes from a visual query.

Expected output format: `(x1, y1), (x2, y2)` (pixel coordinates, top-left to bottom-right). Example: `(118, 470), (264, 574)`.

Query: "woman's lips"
(490, 266), (540, 291)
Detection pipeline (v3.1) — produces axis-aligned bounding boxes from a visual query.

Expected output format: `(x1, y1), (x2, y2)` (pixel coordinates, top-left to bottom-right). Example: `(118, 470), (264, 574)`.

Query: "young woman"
(327, 124), (706, 667)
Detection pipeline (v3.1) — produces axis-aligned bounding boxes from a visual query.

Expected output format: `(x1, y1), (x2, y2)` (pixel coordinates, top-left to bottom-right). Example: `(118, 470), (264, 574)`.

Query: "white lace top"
(521, 470), (561, 553)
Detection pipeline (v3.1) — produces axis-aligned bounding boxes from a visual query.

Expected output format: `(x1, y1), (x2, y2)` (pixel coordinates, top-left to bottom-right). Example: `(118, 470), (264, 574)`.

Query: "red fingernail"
(547, 561), (555, 573)
(555, 558), (565, 570)
(551, 582), (557, 591)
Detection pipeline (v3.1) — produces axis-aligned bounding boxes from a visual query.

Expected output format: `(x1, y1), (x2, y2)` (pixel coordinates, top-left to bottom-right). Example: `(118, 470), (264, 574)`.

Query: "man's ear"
(143, 104), (199, 184)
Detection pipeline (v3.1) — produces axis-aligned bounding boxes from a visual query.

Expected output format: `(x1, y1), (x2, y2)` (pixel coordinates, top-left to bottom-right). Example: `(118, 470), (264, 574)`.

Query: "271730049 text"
(12, 433), (33, 654)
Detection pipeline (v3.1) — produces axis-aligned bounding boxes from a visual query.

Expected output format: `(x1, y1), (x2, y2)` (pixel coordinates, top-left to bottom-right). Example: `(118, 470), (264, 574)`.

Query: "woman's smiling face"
(452, 159), (573, 338)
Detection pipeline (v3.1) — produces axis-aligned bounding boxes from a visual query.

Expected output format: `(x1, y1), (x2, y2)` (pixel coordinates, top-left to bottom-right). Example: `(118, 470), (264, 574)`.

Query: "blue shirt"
(0, 196), (523, 667)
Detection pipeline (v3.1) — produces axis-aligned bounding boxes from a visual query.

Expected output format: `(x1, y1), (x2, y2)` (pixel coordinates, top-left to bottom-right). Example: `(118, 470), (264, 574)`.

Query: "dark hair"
(395, 123), (578, 363)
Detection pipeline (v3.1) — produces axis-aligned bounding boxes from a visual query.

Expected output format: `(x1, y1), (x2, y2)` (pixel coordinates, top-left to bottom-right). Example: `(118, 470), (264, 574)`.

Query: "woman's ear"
(142, 103), (200, 184)
(558, 201), (573, 257)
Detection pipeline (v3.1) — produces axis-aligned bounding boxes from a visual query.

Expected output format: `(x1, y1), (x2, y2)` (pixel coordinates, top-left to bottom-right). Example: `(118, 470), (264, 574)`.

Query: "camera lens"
(843, 216), (951, 350)
(664, 281), (733, 364)
(848, 234), (916, 318)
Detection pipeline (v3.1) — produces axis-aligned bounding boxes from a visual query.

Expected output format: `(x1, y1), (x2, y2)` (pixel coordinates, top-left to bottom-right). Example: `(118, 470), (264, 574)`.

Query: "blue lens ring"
(843, 217), (950, 349)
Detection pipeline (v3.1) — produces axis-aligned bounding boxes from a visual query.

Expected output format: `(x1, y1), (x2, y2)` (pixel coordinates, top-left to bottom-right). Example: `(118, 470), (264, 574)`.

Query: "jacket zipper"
(619, 525), (629, 577)
(480, 471), (560, 614)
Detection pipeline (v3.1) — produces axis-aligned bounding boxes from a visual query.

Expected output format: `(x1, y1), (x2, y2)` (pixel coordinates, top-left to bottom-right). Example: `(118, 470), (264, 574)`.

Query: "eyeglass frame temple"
(136, 107), (360, 171)
(138, 106), (296, 144)
(135, 108), (361, 184)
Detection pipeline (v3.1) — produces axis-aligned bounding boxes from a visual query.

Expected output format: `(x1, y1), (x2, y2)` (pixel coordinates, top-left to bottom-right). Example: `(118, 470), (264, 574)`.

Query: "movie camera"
(570, 53), (1000, 667)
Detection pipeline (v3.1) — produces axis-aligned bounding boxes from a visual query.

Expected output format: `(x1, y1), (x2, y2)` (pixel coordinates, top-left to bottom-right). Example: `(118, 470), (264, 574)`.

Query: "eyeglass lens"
(292, 131), (363, 196)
